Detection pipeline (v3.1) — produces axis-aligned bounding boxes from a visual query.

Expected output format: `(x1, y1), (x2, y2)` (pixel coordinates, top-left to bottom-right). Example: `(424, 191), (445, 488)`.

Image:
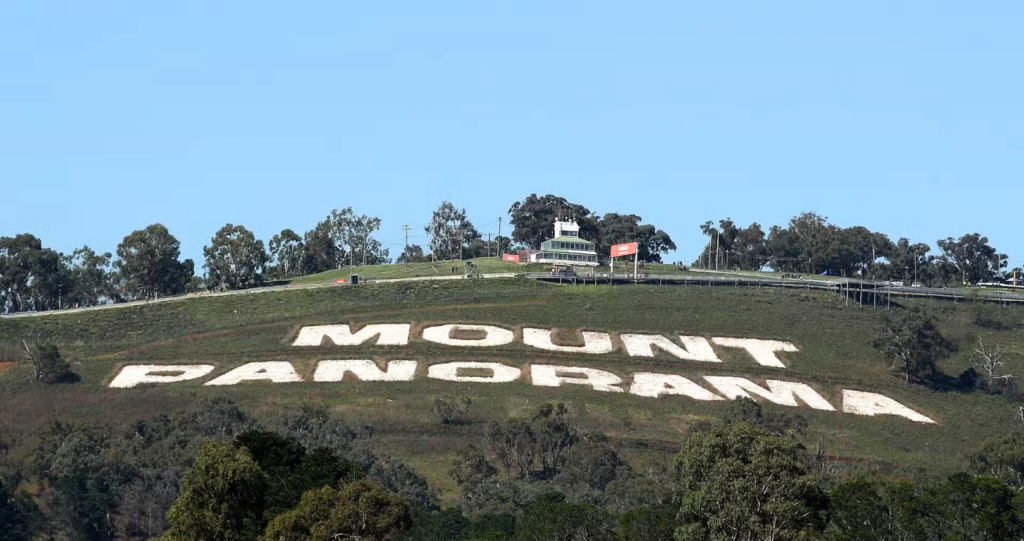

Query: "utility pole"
(715, 230), (720, 271)
(487, 233), (492, 257)
(497, 217), (502, 258)
(403, 224), (410, 269)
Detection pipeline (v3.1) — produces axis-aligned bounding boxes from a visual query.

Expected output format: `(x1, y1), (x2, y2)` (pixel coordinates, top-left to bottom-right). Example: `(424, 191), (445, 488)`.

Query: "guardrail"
(526, 272), (1024, 304)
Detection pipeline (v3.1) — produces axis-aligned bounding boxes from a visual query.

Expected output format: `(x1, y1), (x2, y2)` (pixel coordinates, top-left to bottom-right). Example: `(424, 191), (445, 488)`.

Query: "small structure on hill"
(529, 220), (599, 267)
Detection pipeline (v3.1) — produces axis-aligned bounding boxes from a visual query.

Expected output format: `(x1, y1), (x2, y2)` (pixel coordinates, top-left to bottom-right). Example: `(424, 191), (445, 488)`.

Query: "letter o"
(428, 362), (522, 383)
(421, 324), (514, 347)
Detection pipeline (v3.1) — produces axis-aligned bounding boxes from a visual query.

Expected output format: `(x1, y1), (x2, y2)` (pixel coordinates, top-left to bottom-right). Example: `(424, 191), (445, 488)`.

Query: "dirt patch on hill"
(0, 362), (15, 375)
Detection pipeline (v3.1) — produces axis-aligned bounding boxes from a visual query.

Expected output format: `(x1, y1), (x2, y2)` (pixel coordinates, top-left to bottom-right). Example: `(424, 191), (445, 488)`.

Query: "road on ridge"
(0, 273), (520, 319)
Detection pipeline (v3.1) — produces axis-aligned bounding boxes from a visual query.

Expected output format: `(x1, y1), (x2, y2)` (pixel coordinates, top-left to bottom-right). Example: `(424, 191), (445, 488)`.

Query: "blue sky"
(2, 2), (1021, 268)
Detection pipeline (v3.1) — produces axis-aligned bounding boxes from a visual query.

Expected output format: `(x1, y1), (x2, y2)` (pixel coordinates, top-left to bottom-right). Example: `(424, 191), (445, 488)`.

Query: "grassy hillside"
(289, 258), (697, 283)
(1, 278), (1022, 502)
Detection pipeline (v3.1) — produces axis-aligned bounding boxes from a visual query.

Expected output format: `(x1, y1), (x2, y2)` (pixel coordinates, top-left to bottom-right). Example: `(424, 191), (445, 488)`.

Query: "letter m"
(293, 324), (410, 347)
(703, 376), (835, 411)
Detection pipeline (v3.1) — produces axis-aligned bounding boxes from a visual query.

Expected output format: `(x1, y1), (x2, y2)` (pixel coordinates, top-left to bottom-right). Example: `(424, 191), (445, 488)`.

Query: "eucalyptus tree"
(203, 224), (269, 290)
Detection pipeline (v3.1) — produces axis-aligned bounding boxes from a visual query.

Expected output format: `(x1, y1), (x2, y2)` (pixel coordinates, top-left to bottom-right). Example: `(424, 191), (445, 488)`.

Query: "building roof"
(537, 248), (598, 255)
(545, 236), (595, 244)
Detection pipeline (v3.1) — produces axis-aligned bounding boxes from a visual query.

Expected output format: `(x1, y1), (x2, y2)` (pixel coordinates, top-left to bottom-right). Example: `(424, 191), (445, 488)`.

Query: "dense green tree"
(878, 238), (932, 283)
(972, 431), (1024, 492)
(937, 233), (1008, 285)
(367, 455), (438, 510)
(674, 423), (827, 541)
(22, 342), (74, 384)
(261, 481), (411, 541)
(720, 397), (808, 438)
(63, 247), (114, 307)
(300, 219), (344, 274)
(595, 213), (676, 263)
(618, 505), (676, 541)
(0, 486), (39, 541)
(873, 308), (957, 384)
(922, 473), (1022, 539)
(826, 478), (925, 540)
(396, 244), (428, 263)
(507, 194), (599, 250)
(317, 208), (390, 267)
(114, 224), (194, 300)
(513, 502), (616, 541)
(0, 233), (65, 313)
(760, 213), (893, 276)
(165, 441), (268, 541)
(204, 224), (269, 290)
(233, 430), (360, 520)
(425, 202), (481, 261)
(696, 219), (768, 271)
(267, 229), (304, 279)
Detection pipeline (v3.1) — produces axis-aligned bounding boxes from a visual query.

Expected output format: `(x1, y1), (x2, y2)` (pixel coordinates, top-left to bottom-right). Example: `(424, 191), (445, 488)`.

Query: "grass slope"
(1, 278), (1021, 502)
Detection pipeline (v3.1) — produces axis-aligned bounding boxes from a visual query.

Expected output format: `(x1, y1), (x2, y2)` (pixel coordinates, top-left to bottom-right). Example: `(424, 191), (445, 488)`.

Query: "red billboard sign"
(611, 242), (638, 257)
(503, 254), (521, 263)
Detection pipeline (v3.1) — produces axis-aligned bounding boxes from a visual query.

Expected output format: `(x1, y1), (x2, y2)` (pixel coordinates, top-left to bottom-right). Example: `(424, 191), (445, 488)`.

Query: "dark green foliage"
(720, 396), (808, 438)
(922, 473), (1022, 539)
(0, 233), (64, 313)
(396, 244), (429, 264)
(618, 505), (676, 541)
(826, 478), (924, 540)
(0, 478), (42, 541)
(267, 229), (304, 280)
(507, 194), (676, 262)
(532, 403), (578, 480)
(696, 218), (768, 271)
(261, 481), (411, 541)
(513, 501), (616, 541)
(23, 342), (75, 384)
(594, 212), (676, 263)
(937, 233), (1008, 285)
(763, 213), (894, 277)
(425, 202), (481, 261)
(165, 441), (268, 541)
(274, 403), (365, 452)
(432, 396), (473, 425)
(204, 224), (270, 291)
(874, 307), (957, 384)
(556, 440), (623, 493)
(508, 194), (599, 250)
(972, 430), (1024, 491)
(114, 224), (194, 300)
(367, 454), (438, 510)
(674, 423), (827, 541)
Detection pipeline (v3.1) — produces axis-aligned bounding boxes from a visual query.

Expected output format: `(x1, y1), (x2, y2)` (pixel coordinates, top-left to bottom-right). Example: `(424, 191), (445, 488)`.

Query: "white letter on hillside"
(109, 364), (215, 389)
(428, 362), (522, 383)
(629, 373), (724, 400)
(314, 360), (417, 382)
(205, 362), (303, 386)
(292, 324), (410, 347)
(421, 324), (514, 347)
(703, 376), (835, 411)
(531, 365), (624, 393)
(523, 328), (613, 354)
(621, 334), (721, 363)
(842, 390), (936, 424)
(711, 338), (797, 368)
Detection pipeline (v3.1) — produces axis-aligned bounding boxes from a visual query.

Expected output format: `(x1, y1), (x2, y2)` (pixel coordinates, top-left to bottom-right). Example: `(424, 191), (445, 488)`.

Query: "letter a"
(205, 362), (303, 386)
(842, 390), (935, 424)
(314, 360), (417, 382)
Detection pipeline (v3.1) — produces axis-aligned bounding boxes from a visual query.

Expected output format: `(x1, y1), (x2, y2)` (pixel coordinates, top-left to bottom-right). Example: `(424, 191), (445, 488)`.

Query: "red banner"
(502, 254), (521, 263)
(611, 242), (638, 257)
